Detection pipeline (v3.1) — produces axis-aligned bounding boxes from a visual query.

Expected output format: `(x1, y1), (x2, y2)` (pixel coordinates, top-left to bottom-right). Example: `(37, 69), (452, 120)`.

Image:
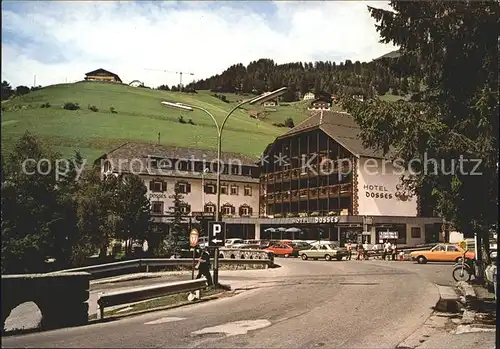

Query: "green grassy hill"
(1, 82), (312, 160)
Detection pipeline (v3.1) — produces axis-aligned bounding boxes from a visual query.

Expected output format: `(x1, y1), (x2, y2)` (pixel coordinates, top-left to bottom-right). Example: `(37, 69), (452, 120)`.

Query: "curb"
(456, 281), (478, 324)
(435, 285), (461, 313)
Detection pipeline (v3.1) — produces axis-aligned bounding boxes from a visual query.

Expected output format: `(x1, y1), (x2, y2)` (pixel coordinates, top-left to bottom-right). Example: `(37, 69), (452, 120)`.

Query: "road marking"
(191, 319), (271, 337)
(144, 317), (186, 325)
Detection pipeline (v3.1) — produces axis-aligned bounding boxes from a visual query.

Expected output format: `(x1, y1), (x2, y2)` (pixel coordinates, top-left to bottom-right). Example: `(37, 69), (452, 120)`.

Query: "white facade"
(144, 175), (259, 218)
(356, 157), (418, 217)
(303, 92), (315, 100)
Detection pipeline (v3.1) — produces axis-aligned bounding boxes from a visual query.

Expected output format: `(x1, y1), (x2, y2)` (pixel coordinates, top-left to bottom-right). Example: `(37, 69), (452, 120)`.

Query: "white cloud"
(1, 1), (397, 88)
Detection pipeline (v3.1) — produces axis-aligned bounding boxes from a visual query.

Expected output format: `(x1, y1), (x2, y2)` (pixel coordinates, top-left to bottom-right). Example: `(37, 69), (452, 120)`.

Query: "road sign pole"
(192, 248), (196, 280)
(214, 247), (219, 287)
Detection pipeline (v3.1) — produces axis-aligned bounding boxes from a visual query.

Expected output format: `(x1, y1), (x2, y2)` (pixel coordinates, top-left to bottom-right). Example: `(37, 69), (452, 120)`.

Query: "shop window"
(411, 227), (421, 239)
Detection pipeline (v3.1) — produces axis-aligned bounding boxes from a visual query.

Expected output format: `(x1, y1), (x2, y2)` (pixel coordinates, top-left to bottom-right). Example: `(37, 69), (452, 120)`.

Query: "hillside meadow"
(1, 82), (314, 161)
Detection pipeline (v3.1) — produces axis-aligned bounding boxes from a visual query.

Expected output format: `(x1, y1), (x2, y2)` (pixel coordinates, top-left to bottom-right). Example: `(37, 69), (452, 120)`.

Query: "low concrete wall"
(218, 248), (271, 260)
(1, 272), (90, 332)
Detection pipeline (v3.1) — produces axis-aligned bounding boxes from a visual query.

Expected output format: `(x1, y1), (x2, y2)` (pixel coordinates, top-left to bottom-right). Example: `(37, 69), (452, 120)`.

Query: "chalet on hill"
(84, 69), (122, 83)
(303, 92), (315, 100)
(308, 96), (332, 111)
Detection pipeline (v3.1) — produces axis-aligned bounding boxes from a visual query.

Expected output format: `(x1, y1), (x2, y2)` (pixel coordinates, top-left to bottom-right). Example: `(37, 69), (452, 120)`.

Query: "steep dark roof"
(85, 68), (122, 82)
(94, 142), (259, 183)
(275, 110), (395, 159)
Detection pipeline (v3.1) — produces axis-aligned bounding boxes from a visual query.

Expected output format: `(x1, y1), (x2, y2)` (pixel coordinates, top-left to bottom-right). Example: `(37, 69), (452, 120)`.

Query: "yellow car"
(410, 243), (475, 264)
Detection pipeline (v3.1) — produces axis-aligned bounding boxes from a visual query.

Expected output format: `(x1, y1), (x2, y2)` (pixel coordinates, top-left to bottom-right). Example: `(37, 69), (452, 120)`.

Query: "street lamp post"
(162, 87), (288, 285)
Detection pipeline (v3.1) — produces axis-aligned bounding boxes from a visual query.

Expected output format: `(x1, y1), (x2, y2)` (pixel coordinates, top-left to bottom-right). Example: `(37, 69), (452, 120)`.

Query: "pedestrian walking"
(372, 243), (379, 259)
(195, 246), (213, 286)
(346, 241), (352, 260)
(363, 241), (369, 260)
(391, 242), (397, 261)
(356, 242), (364, 260)
(384, 240), (392, 261)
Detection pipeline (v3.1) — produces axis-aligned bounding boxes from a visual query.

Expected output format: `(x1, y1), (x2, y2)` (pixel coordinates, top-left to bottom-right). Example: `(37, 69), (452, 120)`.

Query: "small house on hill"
(303, 92), (315, 100)
(308, 96), (332, 111)
(84, 69), (122, 83)
(129, 80), (144, 87)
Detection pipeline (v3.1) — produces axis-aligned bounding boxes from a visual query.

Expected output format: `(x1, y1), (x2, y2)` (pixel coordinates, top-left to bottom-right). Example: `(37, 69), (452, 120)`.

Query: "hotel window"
(177, 182), (191, 194)
(222, 204), (235, 215)
(239, 205), (252, 217)
(151, 201), (164, 214)
(204, 203), (216, 213)
(411, 227), (421, 239)
(179, 204), (191, 214)
(230, 185), (239, 195)
(204, 183), (216, 194)
(244, 186), (252, 196)
(221, 184), (228, 195)
(150, 180), (166, 192)
(177, 160), (189, 171)
(148, 158), (158, 169)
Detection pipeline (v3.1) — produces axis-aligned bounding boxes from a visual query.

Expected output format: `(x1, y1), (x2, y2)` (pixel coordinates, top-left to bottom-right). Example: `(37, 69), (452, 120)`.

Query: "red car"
(264, 244), (295, 257)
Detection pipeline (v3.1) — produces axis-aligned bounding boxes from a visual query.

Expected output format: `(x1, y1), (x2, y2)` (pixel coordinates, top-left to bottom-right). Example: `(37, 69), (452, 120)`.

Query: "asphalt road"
(2, 258), (455, 348)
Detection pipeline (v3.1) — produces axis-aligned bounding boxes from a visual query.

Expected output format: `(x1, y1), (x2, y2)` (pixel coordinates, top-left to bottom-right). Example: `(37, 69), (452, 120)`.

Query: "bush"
(40, 102), (51, 108)
(88, 104), (98, 112)
(284, 117), (295, 128)
(63, 102), (80, 110)
(188, 118), (195, 125)
(178, 115), (186, 124)
(109, 106), (117, 114)
(272, 122), (286, 128)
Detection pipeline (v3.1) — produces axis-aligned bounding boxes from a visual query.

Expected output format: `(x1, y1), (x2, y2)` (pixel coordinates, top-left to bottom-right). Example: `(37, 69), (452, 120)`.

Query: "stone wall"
(1, 272), (90, 333)
(218, 248), (272, 260)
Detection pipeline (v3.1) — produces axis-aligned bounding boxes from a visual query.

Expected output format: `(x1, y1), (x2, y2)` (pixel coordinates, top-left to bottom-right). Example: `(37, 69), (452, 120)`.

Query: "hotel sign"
(293, 216), (339, 224)
(379, 231), (399, 239)
(149, 193), (167, 199)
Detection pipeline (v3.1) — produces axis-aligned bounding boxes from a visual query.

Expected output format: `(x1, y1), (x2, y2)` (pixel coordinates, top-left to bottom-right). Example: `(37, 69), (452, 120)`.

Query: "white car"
(225, 238), (244, 248)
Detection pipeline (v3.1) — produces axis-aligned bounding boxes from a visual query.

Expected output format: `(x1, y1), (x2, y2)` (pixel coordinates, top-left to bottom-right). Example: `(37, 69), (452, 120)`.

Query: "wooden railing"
(262, 183), (352, 203)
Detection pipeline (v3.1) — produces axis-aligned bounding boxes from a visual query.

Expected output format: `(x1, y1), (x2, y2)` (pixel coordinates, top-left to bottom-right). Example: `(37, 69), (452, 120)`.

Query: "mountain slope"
(1, 82), (311, 160)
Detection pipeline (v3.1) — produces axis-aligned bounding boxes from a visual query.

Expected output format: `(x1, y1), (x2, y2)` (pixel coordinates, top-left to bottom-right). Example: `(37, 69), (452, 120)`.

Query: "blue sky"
(1, 1), (396, 87)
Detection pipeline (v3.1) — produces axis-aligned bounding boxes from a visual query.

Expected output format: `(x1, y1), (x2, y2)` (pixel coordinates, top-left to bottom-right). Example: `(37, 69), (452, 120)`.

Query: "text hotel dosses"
(364, 184), (393, 199)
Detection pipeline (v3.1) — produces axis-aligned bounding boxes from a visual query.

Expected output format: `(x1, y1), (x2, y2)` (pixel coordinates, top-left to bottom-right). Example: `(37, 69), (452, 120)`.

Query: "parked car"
(239, 244), (262, 250)
(264, 244), (295, 257)
(299, 243), (348, 261)
(410, 243), (475, 264)
(225, 238), (244, 247)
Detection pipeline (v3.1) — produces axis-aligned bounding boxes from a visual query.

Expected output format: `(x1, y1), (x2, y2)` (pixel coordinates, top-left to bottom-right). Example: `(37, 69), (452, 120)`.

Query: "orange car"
(264, 244), (295, 257)
(410, 243), (475, 264)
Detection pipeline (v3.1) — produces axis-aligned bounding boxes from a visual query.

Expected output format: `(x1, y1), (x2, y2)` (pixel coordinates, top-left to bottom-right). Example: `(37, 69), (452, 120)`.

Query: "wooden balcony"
(262, 183), (353, 204)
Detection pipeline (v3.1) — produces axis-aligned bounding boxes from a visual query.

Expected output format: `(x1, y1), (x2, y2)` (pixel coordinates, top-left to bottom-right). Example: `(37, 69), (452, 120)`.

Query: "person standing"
(384, 240), (392, 261)
(356, 242), (364, 260)
(391, 242), (397, 261)
(363, 241), (369, 260)
(196, 247), (213, 286)
(346, 241), (352, 260)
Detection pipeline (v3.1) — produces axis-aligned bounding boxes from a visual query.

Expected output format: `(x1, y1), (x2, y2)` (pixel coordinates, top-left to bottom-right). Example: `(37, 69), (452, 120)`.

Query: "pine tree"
(165, 181), (187, 256)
